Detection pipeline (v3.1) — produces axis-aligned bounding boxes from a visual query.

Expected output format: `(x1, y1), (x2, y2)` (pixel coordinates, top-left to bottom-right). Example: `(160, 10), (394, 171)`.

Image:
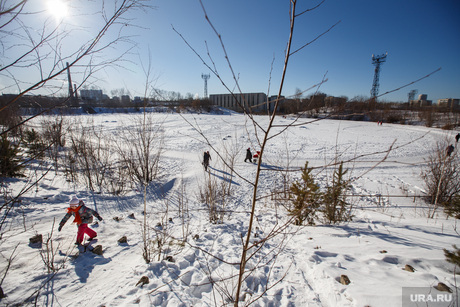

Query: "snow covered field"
(1, 111), (459, 306)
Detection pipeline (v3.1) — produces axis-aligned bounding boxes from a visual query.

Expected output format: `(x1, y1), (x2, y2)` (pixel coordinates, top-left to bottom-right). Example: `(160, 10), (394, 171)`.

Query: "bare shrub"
(177, 177), (191, 242)
(115, 114), (164, 186)
(68, 120), (113, 193)
(42, 116), (66, 149)
(40, 116), (68, 172)
(442, 123), (456, 131)
(63, 126), (128, 195)
(419, 108), (434, 127)
(141, 198), (185, 263)
(198, 172), (225, 223)
(105, 164), (131, 196)
(220, 132), (243, 196)
(0, 102), (22, 137)
(421, 140), (460, 217)
(40, 219), (68, 273)
(0, 243), (18, 299)
(63, 151), (79, 184)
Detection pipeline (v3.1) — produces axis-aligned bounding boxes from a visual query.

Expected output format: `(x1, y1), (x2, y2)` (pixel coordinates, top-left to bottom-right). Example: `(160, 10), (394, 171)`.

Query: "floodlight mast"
(370, 52), (387, 100)
(201, 73), (210, 98)
(408, 89), (418, 103)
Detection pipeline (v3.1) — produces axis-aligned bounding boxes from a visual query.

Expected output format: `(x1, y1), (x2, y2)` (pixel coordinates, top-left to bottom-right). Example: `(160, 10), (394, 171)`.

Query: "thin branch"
(290, 21), (340, 56)
(295, 0), (326, 17)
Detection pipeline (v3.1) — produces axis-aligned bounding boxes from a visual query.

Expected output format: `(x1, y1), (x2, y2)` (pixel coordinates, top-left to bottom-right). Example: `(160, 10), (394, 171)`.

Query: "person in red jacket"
(253, 151), (261, 163)
(58, 196), (103, 245)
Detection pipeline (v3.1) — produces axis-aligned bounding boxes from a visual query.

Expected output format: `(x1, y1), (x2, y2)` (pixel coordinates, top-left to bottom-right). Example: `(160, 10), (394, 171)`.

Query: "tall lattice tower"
(201, 73), (210, 98)
(370, 52), (387, 100)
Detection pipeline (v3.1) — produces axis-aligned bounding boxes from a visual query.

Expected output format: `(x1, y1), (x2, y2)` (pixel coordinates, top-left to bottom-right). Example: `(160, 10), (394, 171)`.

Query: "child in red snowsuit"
(58, 196), (103, 245)
(253, 151), (261, 163)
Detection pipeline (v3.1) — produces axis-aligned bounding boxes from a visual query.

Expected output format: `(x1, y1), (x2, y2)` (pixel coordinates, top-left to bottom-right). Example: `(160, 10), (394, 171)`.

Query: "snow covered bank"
(1, 112), (458, 306)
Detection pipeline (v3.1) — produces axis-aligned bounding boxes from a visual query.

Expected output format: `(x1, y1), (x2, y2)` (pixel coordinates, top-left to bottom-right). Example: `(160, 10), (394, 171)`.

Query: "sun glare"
(47, 0), (69, 21)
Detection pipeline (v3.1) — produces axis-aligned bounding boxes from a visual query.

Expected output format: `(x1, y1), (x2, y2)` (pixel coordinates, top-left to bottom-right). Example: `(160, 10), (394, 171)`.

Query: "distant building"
(267, 95), (285, 112)
(80, 89), (103, 101)
(410, 94), (432, 107)
(437, 98), (459, 110)
(210, 93), (266, 112)
(209, 93), (284, 112)
(121, 95), (131, 104)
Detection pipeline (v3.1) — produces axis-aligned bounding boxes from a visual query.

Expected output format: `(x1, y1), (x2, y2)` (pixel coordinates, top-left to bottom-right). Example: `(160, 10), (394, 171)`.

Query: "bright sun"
(47, 0), (68, 21)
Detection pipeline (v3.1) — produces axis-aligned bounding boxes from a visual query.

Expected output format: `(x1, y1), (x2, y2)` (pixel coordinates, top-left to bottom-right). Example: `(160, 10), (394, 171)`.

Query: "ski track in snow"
(1, 111), (459, 306)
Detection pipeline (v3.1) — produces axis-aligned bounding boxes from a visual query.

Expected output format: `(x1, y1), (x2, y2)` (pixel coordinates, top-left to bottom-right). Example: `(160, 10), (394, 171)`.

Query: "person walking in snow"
(446, 144), (455, 157)
(456, 133), (460, 143)
(58, 196), (103, 246)
(244, 147), (252, 163)
(203, 151), (211, 171)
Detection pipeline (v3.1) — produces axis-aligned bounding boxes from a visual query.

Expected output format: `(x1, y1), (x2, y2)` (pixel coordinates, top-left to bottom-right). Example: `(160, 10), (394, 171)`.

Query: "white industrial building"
(209, 93), (283, 113)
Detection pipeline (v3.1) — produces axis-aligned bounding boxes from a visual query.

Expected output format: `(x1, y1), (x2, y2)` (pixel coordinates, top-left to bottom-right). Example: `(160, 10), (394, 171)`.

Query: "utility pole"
(66, 62), (74, 99)
(201, 73), (210, 98)
(66, 62), (77, 106)
(370, 52), (387, 101)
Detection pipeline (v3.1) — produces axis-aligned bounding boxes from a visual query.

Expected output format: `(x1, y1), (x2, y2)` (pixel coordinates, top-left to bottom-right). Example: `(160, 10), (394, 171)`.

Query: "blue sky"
(4, 0), (460, 103)
(111, 0), (459, 102)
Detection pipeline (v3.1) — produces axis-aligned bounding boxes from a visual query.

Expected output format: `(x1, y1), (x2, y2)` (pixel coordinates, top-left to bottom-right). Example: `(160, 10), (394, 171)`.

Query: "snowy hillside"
(1, 112), (459, 307)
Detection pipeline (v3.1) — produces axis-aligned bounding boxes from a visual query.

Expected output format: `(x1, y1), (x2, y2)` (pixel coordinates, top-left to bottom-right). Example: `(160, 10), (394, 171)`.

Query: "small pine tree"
(24, 128), (46, 159)
(322, 162), (352, 224)
(444, 195), (460, 219)
(288, 162), (321, 225)
(0, 135), (23, 177)
(444, 245), (460, 267)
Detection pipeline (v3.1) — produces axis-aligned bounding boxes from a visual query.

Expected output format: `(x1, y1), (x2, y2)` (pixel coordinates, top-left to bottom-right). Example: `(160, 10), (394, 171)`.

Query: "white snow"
(1, 111), (459, 306)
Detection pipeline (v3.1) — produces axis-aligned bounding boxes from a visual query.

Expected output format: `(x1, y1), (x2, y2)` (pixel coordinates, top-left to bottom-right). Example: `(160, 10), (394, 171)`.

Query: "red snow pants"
(76, 223), (97, 244)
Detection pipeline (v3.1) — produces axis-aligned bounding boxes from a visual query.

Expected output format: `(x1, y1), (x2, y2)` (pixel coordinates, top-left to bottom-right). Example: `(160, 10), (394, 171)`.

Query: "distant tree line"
(278, 92), (459, 129)
(2, 89), (459, 129)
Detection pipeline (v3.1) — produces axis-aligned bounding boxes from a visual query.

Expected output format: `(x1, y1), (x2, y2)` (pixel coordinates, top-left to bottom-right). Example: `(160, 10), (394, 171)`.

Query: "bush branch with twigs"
(421, 140), (460, 218)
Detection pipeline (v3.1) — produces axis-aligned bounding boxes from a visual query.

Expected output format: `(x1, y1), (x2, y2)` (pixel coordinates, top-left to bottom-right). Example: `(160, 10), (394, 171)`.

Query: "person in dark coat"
(203, 151), (211, 171)
(456, 133), (460, 143)
(244, 148), (252, 163)
(58, 196), (103, 245)
(447, 144), (455, 157)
